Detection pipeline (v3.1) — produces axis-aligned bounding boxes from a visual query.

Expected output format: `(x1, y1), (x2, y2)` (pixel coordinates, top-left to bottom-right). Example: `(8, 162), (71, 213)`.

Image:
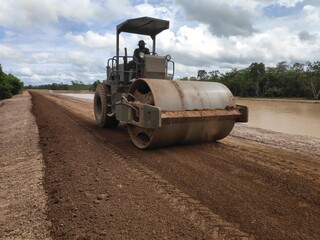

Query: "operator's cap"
(138, 40), (146, 45)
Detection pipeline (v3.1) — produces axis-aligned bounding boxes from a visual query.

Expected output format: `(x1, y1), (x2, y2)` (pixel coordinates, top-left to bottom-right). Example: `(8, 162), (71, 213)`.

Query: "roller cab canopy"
(117, 17), (169, 37)
(116, 16), (170, 55)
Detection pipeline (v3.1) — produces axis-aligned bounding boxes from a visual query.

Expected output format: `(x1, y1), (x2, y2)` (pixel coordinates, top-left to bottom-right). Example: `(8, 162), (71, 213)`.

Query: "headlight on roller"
(139, 52), (145, 59)
(165, 54), (171, 61)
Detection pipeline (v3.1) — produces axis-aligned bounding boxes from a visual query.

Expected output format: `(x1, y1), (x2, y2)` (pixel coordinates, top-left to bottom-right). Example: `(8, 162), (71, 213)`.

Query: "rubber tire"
(94, 84), (119, 128)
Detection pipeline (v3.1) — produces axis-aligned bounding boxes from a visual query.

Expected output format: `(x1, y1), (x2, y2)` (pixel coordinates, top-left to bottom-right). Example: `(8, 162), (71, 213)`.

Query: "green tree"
(0, 64), (24, 100)
(284, 63), (307, 97)
(7, 74), (24, 95)
(0, 81), (13, 99)
(263, 67), (283, 97)
(90, 80), (102, 91)
(197, 70), (208, 80)
(180, 77), (189, 81)
(249, 62), (266, 97)
(207, 70), (221, 82)
(306, 61), (320, 99)
(69, 80), (91, 91)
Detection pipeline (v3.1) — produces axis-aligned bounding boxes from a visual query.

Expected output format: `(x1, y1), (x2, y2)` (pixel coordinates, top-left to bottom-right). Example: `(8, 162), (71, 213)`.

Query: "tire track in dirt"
(191, 142), (320, 205)
(94, 141), (252, 239)
(132, 139), (320, 239)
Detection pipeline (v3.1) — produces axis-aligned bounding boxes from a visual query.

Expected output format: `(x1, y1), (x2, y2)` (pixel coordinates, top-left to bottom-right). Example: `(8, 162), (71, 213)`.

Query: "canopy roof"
(117, 17), (169, 37)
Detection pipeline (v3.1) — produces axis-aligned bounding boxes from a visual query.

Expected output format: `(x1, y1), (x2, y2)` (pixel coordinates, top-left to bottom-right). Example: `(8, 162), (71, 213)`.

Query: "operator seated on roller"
(133, 40), (150, 61)
(129, 40), (150, 78)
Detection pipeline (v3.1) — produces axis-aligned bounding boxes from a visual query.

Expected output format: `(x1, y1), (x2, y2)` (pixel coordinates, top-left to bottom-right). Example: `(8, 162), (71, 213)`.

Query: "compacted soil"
(1, 91), (320, 239)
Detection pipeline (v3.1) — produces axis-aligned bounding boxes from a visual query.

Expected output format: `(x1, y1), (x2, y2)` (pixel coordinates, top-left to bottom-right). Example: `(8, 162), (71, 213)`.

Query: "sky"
(0, 0), (320, 85)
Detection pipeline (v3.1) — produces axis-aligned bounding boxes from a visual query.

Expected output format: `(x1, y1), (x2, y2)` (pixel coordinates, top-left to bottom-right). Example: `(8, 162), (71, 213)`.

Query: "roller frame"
(116, 99), (162, 129)
(116, 100), (245, 129)
(93, 17), (248, 148)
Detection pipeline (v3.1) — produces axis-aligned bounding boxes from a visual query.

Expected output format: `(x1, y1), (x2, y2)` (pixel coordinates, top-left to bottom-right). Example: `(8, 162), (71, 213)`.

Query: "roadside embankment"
(0, 92), (51, 239)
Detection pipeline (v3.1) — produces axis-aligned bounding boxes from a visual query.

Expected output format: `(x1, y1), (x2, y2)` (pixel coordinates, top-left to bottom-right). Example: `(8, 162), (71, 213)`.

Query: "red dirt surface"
(3, 90), (319, 239)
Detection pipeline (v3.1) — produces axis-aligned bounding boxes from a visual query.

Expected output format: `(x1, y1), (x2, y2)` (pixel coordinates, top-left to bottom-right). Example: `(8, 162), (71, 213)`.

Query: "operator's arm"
(133, 48), (139, 61)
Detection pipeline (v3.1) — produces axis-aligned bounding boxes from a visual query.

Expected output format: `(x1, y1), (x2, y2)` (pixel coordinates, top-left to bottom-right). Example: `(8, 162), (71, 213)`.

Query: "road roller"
(94, 17), (248, 149)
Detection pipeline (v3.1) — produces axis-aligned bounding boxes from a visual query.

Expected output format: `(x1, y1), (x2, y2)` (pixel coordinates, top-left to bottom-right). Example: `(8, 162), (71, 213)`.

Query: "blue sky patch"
(0, 27), (6, 40)
(263, 2), (304, 18)
(57, 17), (91, 34)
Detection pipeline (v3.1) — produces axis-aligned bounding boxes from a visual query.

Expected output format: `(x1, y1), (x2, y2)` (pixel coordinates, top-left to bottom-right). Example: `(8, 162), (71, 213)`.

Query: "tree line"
(0, 65), (24, 100)
(3, 61), (320, 100)
(183, 61), (320, 99)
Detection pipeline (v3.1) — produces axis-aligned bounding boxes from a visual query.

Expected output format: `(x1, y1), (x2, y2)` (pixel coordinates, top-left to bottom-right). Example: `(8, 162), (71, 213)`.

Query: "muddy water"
(236, 99), (320, 139)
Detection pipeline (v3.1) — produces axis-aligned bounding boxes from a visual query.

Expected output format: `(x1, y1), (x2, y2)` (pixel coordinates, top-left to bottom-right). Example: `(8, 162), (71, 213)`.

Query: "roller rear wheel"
(94, 84), (119, 128)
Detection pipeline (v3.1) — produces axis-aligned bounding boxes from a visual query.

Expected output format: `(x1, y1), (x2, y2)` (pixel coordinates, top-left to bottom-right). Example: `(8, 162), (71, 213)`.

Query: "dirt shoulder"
(231, 124), (320, 157)
(0, 92), (51, 239)
(236, 97), (320, 104)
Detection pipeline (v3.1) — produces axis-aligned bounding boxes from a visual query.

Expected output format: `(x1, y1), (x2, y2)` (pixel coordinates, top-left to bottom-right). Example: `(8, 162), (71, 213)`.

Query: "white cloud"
(65, 31), (115, 49)
(29, 74), (42, 82)
(155, 21), (320, 75)
(1, 0), (320, 85)
(18, 67), (33, 76)
(169, 24), (222, 65)
(276, 0), (304, 7)
(253, 0), (304, 8)
(0, 45), (24, 60)
(68, 51), (94, 67)
(65, 32), (86, 46)
(0, 0), (58, 28)
(32, 52), (57, 63)
(302, 5), (320, 22)
(0, 0), (105, 28)
(58, 0), (105, 21)
(175, 0), (255, 37)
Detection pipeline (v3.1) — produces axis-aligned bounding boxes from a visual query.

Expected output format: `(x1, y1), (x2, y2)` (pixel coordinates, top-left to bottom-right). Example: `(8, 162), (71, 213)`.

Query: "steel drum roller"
(127, 78), (238, 149)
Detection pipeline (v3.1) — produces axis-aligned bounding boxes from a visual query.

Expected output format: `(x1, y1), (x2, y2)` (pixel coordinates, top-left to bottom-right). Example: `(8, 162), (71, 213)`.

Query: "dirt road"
(2, 91), (319, 239)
